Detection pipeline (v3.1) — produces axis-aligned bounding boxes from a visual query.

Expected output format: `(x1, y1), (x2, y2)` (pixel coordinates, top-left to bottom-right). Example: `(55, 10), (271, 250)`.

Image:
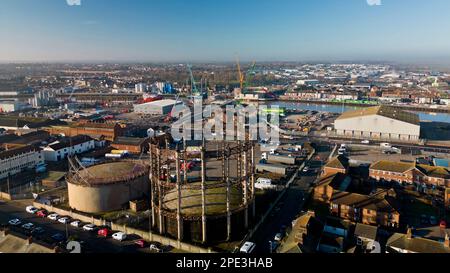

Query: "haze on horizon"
(1, 0), (450, 66)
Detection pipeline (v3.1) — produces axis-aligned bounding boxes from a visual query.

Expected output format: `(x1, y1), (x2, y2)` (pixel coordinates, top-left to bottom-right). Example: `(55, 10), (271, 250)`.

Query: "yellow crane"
(236, 56), (256, 90)
(236, 56), (245, 90)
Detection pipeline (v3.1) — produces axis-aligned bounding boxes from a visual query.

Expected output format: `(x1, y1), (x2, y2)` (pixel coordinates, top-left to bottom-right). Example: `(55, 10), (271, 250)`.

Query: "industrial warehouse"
(334, 105), (421, 142)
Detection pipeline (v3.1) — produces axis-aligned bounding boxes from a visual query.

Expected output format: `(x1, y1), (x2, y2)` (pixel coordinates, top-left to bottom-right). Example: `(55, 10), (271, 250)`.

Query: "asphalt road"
(250, 146), (331, 254)
(0, 201), (158, 253)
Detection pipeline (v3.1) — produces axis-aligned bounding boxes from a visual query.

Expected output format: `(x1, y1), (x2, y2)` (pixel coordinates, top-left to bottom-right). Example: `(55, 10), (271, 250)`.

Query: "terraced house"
(330, 189), (401, 228)
(369, 160), (450, 188)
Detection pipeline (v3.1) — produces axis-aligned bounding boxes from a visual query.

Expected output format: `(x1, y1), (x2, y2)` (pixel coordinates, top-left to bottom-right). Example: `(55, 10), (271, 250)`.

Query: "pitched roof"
(316, 173), (351, 191)
(48, 135), (93, 151)
(112, 137), (147, 146)
(416, 164), (450, 179)
(370, 160), (415, 173)
(0, 116), (60, 129)
(336, 105), (420, 125)
(325, 156), (349, 170)
(387, 233), (450, 253)
(354, 223), (378, 241)
(0, 145), (38, 160)
(330, 191), (399, 213)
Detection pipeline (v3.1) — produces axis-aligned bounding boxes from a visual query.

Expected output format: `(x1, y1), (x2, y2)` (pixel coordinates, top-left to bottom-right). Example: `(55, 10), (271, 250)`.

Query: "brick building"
(322, 156), (349, 177)
(330, 189), (400, 228)
(111, 137), (149, 154)
(370, 160), (450, 188)
(45, 122), (125, 142)
(313, 173), (351, 202)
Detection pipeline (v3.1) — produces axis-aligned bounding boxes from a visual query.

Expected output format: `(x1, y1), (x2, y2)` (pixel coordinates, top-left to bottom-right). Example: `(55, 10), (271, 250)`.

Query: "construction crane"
(236, 56), (256, 92)
(187, 64), (200, 97)
(236, 56), (245, 90)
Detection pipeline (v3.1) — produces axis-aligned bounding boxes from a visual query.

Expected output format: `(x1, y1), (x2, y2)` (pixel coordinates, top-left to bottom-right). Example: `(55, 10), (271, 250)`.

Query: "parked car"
(302, 167), (310, 173)
(58, 217), (71, 224)
(21, 223), (35, 231)
(134, 239), (147, 248)
(26, 206), (39, 214)
(36, 210), (48, 218)
(430, 216), (438, 226)
(8, 219), (21, 226)
(32, 227), (45, 235)
(70, 221), (82, 228)
(274, 233), (283, 242)
(51, 233), (65, 242)
(98, 228), (111, 238)
(420, 214), (429, 225)
(47, 213), (60, 221)
(361, 140), (370, 144)
(112, 232), (127, 241)
(240, 241), (256, 254)
(83, 224), (97, 232)
(149, 243), (162, 253)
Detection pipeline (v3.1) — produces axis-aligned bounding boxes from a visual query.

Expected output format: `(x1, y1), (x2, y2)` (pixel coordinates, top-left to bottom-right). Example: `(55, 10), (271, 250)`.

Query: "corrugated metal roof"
(336, 105), (420, 125)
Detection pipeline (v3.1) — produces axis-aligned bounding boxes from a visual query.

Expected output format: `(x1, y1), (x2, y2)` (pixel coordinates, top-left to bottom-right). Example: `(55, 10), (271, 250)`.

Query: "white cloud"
(367, 0), (382, 6)
(66, 0), (81, 6)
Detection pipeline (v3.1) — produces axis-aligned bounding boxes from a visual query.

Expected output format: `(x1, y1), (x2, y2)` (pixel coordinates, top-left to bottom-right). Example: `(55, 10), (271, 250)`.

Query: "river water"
(269, 101), (450, 124)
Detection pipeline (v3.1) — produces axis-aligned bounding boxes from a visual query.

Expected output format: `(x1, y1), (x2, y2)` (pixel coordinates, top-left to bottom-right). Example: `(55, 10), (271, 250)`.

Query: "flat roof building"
(133, 99), (180, 115)
(334, 105), (421, 142)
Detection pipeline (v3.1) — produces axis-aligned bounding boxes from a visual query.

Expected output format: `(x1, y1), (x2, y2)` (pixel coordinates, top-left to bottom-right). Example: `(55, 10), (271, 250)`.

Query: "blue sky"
(1, 0), (450, 63)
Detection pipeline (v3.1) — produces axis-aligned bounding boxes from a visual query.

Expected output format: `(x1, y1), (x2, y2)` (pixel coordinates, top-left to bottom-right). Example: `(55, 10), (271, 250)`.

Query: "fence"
(32, 202), (216, 253)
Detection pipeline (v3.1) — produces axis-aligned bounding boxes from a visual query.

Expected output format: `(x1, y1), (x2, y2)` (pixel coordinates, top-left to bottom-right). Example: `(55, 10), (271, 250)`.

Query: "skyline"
(2, 0), (450, 65)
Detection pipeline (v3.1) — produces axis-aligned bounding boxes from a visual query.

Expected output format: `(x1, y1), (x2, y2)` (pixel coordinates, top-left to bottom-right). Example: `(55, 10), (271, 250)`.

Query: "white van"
(240, 242), (256, 254)
(255, 178), (275, 190)
(112, 232), (127, 241)
(261, 153), (268, 160)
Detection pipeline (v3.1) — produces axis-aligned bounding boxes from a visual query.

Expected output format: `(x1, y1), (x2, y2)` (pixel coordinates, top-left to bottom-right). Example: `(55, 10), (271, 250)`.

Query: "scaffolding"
(149, 138), (256, 244)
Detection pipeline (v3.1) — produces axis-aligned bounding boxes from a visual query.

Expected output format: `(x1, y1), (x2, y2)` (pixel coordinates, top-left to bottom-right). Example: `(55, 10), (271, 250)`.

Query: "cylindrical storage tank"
(67, 162), (149, 213)
(155, 181), (253, 243)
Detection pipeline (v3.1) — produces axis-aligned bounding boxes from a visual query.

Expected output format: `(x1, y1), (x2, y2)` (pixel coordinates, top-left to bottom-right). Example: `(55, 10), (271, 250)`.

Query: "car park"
(8, 219), (21, 226)
(112, 232), (127, 241)
(58, 217), (71, 224)
(83, 224), (97, 231)
(26, 206), (39, 214)
(47, 213), (59, 221)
